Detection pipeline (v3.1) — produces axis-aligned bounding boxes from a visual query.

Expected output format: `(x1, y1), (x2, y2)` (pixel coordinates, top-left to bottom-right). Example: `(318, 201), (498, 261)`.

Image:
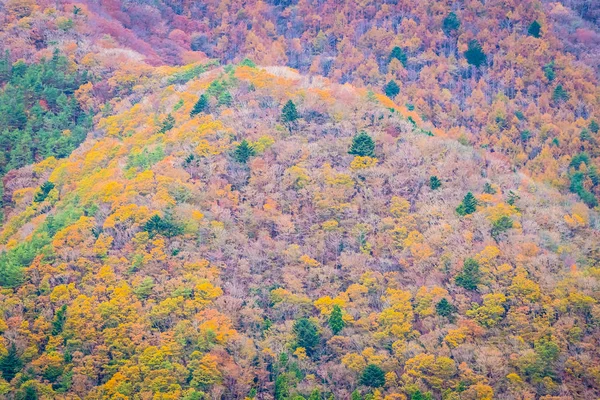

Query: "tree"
(411, 390), (433, 400)
(528, 21), (541, 38)
(429, 176), (441, 190)
(590, 119), (599, 134)
(233, 139), (256, 164)
(442, 12), (461, 36)
(359, 364), (385, 388)
(349, 132), (375, 157)
(456, 192), (477, 215)
(483, 182), (496, 194)
(435, 298), (455, 317)
(491, 216), (513, 242)
(455, 258), (481, 291)
(34, 181), (55, 203)
(552, 85), (569, 103)
(143, 212), (183, 238)
(384, 80), (400, 98)
(293, 318), (320, 356)
(544, 62), (555, 82)
(218, 90), (232, 106)
(275, 374), (289, 400)
(329, 305), (345, 334)
(191, 94), (209, 116)
(281, 100), (299, 125)
(159, 114), (175, 133)
(464, 40), (487, 68)
(51, 305), (67, 335)
(0, 343), (22, 382)
(389, 46), (407, 67)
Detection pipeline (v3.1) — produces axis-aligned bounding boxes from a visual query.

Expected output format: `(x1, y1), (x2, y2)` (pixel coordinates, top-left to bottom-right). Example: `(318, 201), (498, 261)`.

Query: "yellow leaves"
(284, 165), (311, 189)
(322, 219), (339, 231)
(506, 372), (523, 385)
(52, 216), (95, 249)
(444, 327), (468, 348)
(390, 196), (410, 217)
(104, 204), (151, 229)
(195, 139), (221, 157)
(466, 293), (507, 328)
(483, 202), (520, 222)
(508, 271), (541, 302)
(299, 254), (320, 268)
(404, 353), (456, 389)
(93, 233), (114, 258)
(189, 352), (223, 386)
(314, 296), (346, 316)
(377, 288), (413, 339)
(50, 283), (79, 304)
(252, 135), (275, 153)
(322, 163), (354, 187)
(342, 352), (367, 372)
(32, 156), (58, 175)
(350, 155), (378, 170)
(269, 288), (311, 306)
(98, 265), (117, 284)
(464, 384), (494, 400)
(564, 213), (586, 229)
(293, 347), (308, 360)
(414, 286), (449, 317)
(194, 281), (223, 302)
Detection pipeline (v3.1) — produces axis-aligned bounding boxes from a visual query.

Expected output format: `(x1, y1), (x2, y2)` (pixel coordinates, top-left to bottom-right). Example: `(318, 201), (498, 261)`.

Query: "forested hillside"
(0, 0), (599, 399)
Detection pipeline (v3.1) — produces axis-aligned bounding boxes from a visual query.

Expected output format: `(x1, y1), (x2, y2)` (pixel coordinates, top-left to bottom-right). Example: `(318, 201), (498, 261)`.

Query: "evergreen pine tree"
(293, 318), (320, 356)
(328, 304), (345, 335)
(359, 364), (385, 388)
(483, 182), (497, 194)
(389, 46), (407, 67)
(233, 139), (256, 164)
(464, 40), (487, 68)
(552, 85), (569, 103)
(456, 192), (477, 215)
(528, 20), (541, 38)
(455, 258), (481, 290)
(589, 119), (599, 134)
(159, 114), (175, 133)
(274, 374), (289, 400)
(429, 176), (442, 190)
(281, 100), (299, 124)
(51, 304), (67, 335)
(190, 94), (208, 117)
(442, 12), (461, 36)
(384, 80), (400, 98)
(33, 181), (55, 203)
(0, 343), (22, 382)
(435, 298), (455, 317)
(349, 131), (375, 157)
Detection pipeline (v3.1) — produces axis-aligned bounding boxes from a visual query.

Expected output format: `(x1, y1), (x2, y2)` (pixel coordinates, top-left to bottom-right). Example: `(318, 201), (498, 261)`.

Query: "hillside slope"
(1, 0), (599, 207)
(0, 62), (599, 399)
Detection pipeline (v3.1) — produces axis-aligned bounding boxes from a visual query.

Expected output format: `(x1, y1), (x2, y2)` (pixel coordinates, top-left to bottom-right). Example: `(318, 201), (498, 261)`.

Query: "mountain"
(0, 1), (599, 399)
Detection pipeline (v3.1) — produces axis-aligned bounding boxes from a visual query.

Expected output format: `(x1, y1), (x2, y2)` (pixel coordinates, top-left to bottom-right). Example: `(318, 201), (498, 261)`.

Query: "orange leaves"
(104, 204), (151, 230)
(52, 216), (95, 250)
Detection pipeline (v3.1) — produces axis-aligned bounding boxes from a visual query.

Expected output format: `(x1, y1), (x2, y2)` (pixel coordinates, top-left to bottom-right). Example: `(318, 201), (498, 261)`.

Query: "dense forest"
(0, 0), (599, 399)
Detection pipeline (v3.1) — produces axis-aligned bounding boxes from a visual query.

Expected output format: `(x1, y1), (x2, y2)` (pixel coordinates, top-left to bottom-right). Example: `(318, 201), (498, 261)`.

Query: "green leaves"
(233, 139), (256, 164)
(349, 131), (375, 158)
(293, 318), (320, 357)
(455, 258), (481, 291)
(464, 40), (487, 68)
(359, 364), (385, 388)
(456, 192), (477, 216)
(384, 80), (400, 98)
(328, 305), (345, 335)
